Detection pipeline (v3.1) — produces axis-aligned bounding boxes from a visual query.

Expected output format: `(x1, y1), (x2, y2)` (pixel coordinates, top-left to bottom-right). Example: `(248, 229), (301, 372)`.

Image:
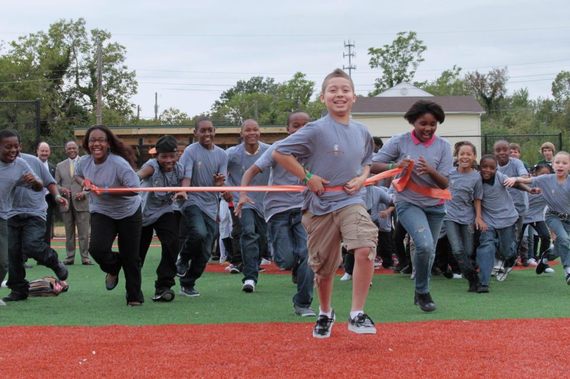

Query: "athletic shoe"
(0, 299), (5, 306)
(544, 267), (555, 274)
(179, 286), (200, 297)
(1, 280), (8, 288)
(242, 279), (255, 293)
(414, 292), (436, 312)
(175, 256), (189, 277)
(312, 310), (335, 339)
(260, 258), (272, 266)
(53, 261), (69, 281)
(476, 284), (490, 293)
(348, 313), (377, 334)
(566, 273), (570, 285)
(228, 264), (241, 274)
(2, 292), (28, 302)
(452, 273), (463, 279)
(340, 273), (352, 281)
(527, 258), (538, 267)
(536, 259), (551, 275)
(492, 259), (503, 277)
(496, 267), (513, 282)
(294, 304), (316, 317)
(127, 301), (142, 307)
(152, 288), (175, 302)
(105, 273), (119, 290)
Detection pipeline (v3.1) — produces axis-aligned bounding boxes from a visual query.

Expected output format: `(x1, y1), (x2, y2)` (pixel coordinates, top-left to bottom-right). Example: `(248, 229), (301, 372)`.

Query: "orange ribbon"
(391, 161), (452, 200)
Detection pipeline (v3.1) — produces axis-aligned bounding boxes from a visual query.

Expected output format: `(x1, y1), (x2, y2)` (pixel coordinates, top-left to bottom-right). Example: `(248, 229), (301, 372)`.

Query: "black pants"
(7, 214), (61, 296)
(523, 221), (551, 260)
(394, 221), (410, 268)
(89, 209), (143, 303)
(44, 199), (55, 247)
(140, 212), (179, 291)
(378, 230), (395, 268)
(228, 205), (243, 265)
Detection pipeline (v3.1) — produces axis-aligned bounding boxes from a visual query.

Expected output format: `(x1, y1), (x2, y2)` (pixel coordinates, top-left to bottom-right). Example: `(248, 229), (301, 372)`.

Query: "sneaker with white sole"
(242, 279), (255, 293)
(179, 286), (200, 297)
(544, 266), (555, 274)
(452, 273), (463, 279)
(260, 258), (271, 266)
(496, 267), (513, 282)
(527, 258), (538, 267)
(313, 310), (335, 338)
(348, 313), (377, 334)
(294, 304), (316, 317)
(340, 273), (352, 281)
(566, 273), (570, 285)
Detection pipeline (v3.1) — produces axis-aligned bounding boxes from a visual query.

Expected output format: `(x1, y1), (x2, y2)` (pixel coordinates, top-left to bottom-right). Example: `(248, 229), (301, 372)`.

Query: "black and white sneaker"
(242, 279), (255, 293)
(175, 255), (189, 277)
(348, 313), (377, 334)
(566, 273), (570, 285)
(179, 286), (200, 297)
(152, 288), (175, 302)
(313, 310), (335, 339)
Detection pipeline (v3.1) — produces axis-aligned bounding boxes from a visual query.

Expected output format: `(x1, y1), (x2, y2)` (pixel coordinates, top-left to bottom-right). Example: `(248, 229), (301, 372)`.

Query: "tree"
(465, 67), (509, 114)
(551, 70), (570, 110)
(160, 107), (191, 125)
(415, 66), (469, 96)
(368, 31), (427, 96)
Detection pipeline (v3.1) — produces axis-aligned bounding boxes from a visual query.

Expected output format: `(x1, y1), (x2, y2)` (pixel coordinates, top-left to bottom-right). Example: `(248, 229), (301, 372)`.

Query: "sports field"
(2, 238), (570, 377)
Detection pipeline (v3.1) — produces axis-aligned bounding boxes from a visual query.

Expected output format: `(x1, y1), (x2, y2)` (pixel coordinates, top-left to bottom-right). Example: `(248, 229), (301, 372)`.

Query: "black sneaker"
(2, 292), (28, 302)
(105, 273), (119, 290)
(536, 259), (547, 275)
(476, 284), (490, 293)
(312, 310), (335, 339)
(152, 288), (175, 302)
(53, 261), (69, 281)
(414, 292), (437, 312)
(176, 255), (189, 277)
(566, 274), (570, 285)
(179, 286), (200, 297)
(348, 313), (377, 334)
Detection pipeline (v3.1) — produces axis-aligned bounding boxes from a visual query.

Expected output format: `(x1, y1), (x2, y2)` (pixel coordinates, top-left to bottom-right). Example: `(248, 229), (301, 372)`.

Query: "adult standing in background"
(55, 140), (92, 265)
(37, 141), (56, 246)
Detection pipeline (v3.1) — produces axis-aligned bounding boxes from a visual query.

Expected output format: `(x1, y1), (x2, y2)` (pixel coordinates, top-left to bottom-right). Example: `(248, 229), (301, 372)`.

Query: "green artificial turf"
(1, 245), (569, 326)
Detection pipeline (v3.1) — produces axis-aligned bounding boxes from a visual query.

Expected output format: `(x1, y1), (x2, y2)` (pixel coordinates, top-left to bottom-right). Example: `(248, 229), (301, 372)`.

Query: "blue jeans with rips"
(396, 202), (446, 294)
(476, 224), (516, 286)
(267, 208), (313, 308)
(240, 208), (267, 283)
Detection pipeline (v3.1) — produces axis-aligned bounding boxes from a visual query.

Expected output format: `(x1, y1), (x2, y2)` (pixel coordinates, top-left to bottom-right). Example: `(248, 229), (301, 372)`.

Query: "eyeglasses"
(88, 138), (108, 144)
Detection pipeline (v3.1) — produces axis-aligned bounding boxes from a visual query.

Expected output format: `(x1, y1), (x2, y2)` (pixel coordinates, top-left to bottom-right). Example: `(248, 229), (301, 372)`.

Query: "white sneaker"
(0, 299), (5, 306)
(496, 267), (513, 282)
(452, 273), (463, 279)
(260, 258), (271, 266)
(1, 280), (7, 288)
(544, 267), (555, 274)
(527, 258), (538, 267)
(340, 273), (352, 281)
(242, 279), (255, 293)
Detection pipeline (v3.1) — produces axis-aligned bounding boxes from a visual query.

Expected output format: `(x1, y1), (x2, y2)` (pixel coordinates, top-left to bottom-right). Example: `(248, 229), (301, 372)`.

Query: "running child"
(274, 69), (378, 338)
(137, 135), (184, 302)
(506, 151), (570, 285)
(443, 141), (483, 292)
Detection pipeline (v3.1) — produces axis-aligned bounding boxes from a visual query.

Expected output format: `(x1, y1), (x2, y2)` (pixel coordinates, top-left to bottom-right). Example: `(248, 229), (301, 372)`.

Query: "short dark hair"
(195, 116), (212, 131)
(404, 100), (445, 124)
(0, 129), (20, 143)
(286, 110), (310, 125)
(493, 139), (509, 150)
(480, 154), (497, 166)
(532, 162), (554, 174)
(321, 68), (354, 93)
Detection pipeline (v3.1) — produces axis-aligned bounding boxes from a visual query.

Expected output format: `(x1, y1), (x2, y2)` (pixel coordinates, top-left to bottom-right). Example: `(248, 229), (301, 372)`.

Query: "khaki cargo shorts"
(302, 204), (378, 276)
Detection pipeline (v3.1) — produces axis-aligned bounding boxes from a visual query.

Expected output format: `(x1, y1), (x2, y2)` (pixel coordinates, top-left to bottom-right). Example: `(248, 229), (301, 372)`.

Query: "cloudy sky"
(1, 0), (569, 119)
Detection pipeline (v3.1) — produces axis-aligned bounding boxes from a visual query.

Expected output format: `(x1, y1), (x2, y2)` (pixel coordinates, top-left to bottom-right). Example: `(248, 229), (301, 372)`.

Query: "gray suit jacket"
(55, 158), (89, 212)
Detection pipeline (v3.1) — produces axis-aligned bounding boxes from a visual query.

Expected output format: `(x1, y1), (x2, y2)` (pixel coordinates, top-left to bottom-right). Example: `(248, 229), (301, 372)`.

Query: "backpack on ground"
(29, 276), (69, 297)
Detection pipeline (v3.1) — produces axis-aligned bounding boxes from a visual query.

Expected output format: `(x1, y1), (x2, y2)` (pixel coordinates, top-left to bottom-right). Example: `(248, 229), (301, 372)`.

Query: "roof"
(352, 96), (485, 115)
(377, 83), (433, 97)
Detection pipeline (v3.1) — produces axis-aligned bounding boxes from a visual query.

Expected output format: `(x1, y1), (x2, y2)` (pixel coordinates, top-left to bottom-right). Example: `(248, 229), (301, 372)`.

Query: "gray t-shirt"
(8, 153), (56, 220)
(373, 132), (453, 208)
(524, 191), (546, 223)
(76, 153), (141, 219)
(444, 169), (483, 225)
(0, 157), (36, 220)
(226, 142), (270, 217)
(365, 185), (393, 232)
(254, 141), (304, 222)
(140, 159), (184, 227)
(481, 171), (519, 229)
(180, 142), (228, 221)
(532, 174), (570, 215)
(498, 157), (529, 216)
(275, 115), (374, 216)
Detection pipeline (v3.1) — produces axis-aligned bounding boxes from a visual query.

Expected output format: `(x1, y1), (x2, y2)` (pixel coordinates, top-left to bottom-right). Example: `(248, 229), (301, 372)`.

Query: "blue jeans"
(240, 208), (268, 283)
(545, 214), (570, 269)
(476, 225), (515, 285)
(396, 202), (446, 294)
(179, 205), (218, 288)
(268, 208), (313, 308)
(7, 214), (61, 295)
(444, 220), (476, 275)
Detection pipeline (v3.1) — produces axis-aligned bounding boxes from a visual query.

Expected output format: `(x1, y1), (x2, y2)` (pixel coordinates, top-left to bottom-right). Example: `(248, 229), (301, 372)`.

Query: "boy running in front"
(273, 69), (378, 338)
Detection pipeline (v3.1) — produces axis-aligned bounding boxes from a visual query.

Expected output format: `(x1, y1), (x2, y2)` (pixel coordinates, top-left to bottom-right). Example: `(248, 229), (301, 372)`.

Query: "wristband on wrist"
(55, 194), (63, 201)
(303, 171), (313, 184)
(388, 163), (394, 170)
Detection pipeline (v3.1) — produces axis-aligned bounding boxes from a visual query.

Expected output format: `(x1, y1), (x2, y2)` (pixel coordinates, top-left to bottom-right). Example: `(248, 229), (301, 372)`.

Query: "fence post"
(558, 132), (563, 151)
(483, 134), (488, 155)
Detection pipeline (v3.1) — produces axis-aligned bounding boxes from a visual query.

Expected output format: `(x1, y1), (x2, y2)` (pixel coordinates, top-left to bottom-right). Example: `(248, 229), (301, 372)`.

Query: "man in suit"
(36, 141), (57, 246)
(55, 141), (92, 265)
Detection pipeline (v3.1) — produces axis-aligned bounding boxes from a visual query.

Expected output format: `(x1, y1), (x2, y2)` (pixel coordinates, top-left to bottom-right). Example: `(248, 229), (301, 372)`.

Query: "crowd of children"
(1, 69), (569, 340)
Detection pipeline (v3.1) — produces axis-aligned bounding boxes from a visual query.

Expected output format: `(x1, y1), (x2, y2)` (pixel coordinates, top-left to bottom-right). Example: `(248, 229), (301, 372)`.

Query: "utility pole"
(154, 92), (158, 121)
(96, 42), (103, 125)
(343, 40), (356, 78)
